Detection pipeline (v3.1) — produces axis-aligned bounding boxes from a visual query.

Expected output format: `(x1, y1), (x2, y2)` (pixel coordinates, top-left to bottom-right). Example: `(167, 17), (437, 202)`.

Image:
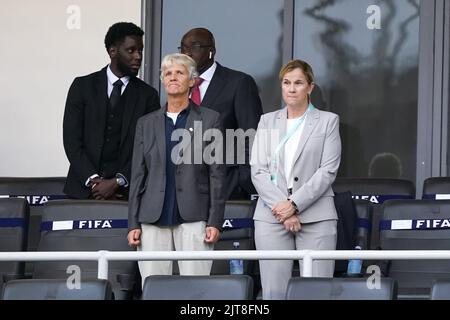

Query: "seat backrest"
(142, 275), (254, 300)
(380, 200), (450, 292)
(2, 279), (113, 300)
(0, 177), (67, 253)
(0, 198), (29, 280)
(353, 199), (373, 250)
(333, 178), (415, 249)
(286, 277), (396, 300)
(430, 280), (450, 300)
(423, 177), (450, 200)
(211, 200), (256, 275)
(33, 200), (136, 300)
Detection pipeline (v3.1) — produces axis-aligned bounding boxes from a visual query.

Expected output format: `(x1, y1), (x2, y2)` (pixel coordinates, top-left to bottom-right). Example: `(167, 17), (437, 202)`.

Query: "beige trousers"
(138, 221), (213, 283)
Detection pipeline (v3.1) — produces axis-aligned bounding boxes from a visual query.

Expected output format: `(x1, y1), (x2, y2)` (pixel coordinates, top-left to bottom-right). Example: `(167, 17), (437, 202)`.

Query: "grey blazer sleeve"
(250, 114), (287, 208)
(289, 114), (341, 213)
(128, 117), (147, 231)
(206, 113), (226, 229)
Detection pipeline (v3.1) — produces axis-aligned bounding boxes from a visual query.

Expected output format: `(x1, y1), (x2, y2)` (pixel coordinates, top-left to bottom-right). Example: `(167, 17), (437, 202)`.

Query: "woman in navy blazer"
(250, 60), (342, 299)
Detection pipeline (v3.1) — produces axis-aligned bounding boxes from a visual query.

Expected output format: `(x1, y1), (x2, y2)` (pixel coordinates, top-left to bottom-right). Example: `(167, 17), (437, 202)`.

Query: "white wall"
(0, 0), (141, 177)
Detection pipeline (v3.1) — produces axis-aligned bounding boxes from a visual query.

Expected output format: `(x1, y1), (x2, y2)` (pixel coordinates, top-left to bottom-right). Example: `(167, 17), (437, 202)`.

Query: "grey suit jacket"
(128, 103), (226, 230)
(250, 107), (341, 224)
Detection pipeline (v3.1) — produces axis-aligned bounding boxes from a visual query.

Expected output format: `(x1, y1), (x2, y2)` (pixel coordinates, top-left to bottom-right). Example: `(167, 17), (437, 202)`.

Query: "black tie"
(109, 79), (123, 109)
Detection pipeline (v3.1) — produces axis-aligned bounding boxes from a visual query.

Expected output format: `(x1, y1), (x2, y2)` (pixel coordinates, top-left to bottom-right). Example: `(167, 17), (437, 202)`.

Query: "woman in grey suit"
(250, 60), (341, 299)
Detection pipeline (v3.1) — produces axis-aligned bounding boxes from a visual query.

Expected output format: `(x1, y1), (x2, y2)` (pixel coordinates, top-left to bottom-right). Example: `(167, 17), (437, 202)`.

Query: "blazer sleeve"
(207, 113), (226, 229)
(128, 117), (148, 231)
(250, 114), (288, 208)
(234, 75), (263, 195)
(63, 78), (98, 182)
(289, 114), (341, 213)
(118, 87), (160, 185)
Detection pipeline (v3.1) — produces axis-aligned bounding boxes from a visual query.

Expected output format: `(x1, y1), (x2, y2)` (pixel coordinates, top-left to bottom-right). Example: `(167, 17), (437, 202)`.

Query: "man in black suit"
(63, 22), (160, 200)
(179, 28), (263, 200)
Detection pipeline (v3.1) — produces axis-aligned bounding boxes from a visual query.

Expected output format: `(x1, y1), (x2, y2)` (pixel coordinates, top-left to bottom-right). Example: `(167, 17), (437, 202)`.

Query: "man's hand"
(91, 178), (119, 200)
(127, 229), (141, 247)
(283, 215), (301, 233)
(204, 226), (220, 244)
(272, 200), (296, 222)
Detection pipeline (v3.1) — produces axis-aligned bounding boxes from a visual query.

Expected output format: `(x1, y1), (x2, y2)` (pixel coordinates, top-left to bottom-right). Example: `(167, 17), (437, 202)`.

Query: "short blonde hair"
(160, 53), (199, 80)
(279, 59), (314, 84)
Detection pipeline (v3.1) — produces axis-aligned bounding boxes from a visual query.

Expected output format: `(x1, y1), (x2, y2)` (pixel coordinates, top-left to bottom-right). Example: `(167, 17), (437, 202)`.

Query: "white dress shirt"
(107, 65), (130, 97)
(196, 62), (217, 101)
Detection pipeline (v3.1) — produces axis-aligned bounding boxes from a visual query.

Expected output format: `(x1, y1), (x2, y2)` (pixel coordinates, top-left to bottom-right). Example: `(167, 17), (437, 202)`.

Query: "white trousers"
(138, 221), (214, 283)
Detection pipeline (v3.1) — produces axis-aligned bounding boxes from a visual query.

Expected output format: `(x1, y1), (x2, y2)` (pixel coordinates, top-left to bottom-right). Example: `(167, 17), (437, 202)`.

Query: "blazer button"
(177, 188), (182, 192)
(294, 177), (299, 182)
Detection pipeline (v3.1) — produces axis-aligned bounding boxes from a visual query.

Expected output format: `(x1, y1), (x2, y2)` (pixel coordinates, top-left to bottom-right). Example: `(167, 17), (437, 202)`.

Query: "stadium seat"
(380, 199), (450, 299)
(0, 198), (29, 284)
(332, 178), (415, 250)
(141, 275), (254, 300)
(2, 279), (113, 300)
(286, 277), (397, 300)
(423, 177), (450, 200)
(32, 200), (137, 300)
(0, 177), (66, 256)
(211, 200), (256, 274)
(333, 192), (372, 275)
(430, 279), (450, 300)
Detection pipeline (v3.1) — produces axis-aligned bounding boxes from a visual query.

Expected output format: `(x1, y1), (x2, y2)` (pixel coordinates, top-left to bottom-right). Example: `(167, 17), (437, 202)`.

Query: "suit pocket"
(138, 181), (148, 195)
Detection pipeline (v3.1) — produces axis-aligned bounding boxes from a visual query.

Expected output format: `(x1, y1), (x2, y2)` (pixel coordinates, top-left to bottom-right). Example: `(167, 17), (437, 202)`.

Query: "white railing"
(2, 250), (450, 279)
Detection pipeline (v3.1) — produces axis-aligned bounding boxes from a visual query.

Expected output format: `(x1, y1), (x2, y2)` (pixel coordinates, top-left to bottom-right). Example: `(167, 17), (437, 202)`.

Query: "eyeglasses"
(178, 44), (212, 53)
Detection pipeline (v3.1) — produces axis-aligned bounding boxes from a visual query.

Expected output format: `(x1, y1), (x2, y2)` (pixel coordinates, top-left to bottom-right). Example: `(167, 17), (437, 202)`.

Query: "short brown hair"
(279, 59), (314, 84)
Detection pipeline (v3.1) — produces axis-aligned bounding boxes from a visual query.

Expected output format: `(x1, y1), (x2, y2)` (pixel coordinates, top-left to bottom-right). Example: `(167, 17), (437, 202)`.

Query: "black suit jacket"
(201, 62), (263, 199)
(63, 66), (160, 199)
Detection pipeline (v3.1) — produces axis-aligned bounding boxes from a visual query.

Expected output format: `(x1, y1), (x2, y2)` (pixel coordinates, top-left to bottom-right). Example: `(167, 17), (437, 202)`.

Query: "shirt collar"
(199, 61), (217, 82)
(107, 65), (130, 87)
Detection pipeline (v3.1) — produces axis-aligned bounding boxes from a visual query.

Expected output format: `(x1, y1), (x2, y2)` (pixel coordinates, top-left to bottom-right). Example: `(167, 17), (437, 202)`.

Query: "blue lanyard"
(270, 104), (314, 184)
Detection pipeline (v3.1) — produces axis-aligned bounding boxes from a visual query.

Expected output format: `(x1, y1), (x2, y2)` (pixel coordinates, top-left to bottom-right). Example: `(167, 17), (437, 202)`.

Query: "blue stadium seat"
(33, 200), (136, 300)
(2, 279), (113, 300)
(430, 279), (450, 300)
(142, 275), (254, 300)
(286, 277), (397, 300)
(0, 198), (29, 285)
(380, 199), (450, 299)
(332, 178), (415, 249)
(212, 200), (256, 274)
(423, 177), (450, 200)
(0, 177), (66, 256)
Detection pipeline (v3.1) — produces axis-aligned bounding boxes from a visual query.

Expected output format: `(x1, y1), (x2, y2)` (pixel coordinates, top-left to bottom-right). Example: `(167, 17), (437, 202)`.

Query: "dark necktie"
(109, 79), (124, 109)
(191, 77), (204, 106)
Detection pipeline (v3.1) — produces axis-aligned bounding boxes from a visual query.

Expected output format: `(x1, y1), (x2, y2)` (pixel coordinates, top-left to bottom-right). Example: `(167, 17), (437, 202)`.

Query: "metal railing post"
(97, 250), (109, 280)
(302, 250), (313, 277)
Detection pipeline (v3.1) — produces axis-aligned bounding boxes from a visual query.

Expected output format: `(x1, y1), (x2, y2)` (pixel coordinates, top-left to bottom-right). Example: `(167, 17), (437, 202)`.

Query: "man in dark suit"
(63, 22), (160, 200)
(179, 28), (263, 200)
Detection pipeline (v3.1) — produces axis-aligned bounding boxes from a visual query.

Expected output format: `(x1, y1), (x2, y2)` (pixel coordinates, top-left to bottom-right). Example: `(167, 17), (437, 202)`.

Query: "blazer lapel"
(155, 109), (166, 165)
(275, 108), (288, 189)
(174, 103), (201, 164)
(95, 68), (109, 145)
(201, 63), (226, 108)
(120, 79), (139, 146)
(292, 107), (320, 167)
